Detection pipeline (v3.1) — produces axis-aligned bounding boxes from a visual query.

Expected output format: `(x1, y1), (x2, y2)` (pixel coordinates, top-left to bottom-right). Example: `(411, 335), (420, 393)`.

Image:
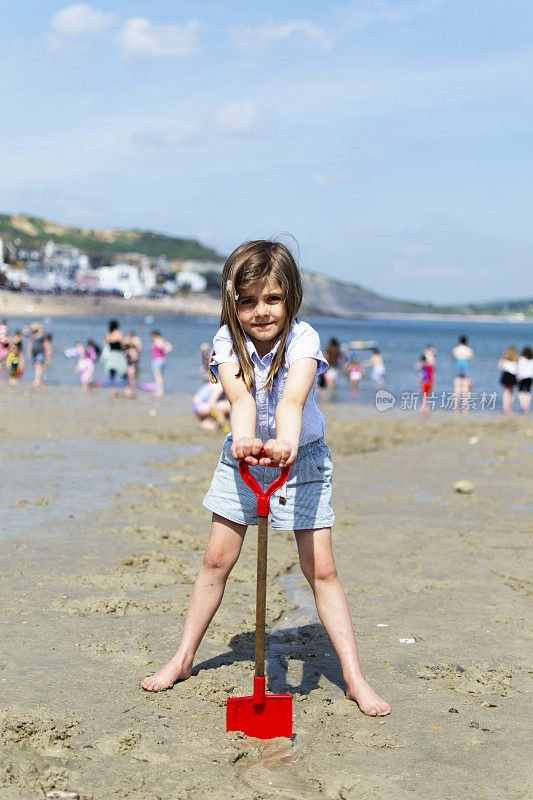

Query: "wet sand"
(0, 388), (531, 800)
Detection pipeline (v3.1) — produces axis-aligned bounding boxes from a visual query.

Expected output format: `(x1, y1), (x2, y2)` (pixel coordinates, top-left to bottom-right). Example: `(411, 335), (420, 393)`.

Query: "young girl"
(517, 346), (533, 415)
(6, 342), (24, 385)
(150, 330), (172, 396)
(498, 346), (519, 416)
(74, 348), (95, 392)
(142, 240), (390, 717)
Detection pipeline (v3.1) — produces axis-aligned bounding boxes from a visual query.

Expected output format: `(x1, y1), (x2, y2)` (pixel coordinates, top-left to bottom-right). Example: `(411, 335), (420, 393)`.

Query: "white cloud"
(210, 101), (261, 136)
(335, 0), (446, 30)
(131, 125), (197, 149)
(310, 173), (356, 188)
(231, 20), (335, 54)
(51, 4), (117, 36)
(117, 18), (200, 59)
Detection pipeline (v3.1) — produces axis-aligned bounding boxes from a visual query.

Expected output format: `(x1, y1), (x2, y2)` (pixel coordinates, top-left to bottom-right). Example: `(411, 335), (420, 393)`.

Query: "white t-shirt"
(518, 356), (533, 380)
(210, 319), (329, 446)
(500, 359), (518, 375)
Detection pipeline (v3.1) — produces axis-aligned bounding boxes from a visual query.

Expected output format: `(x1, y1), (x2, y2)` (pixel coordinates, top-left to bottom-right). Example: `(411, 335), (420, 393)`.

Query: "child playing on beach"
(6, 342), (24, 386)
(142, 240), (390, 717)
(192, 381), (231, 431)
(418, 354), (435, 417)
(150, 330), (172, 396)
(74, 349), (95, 392)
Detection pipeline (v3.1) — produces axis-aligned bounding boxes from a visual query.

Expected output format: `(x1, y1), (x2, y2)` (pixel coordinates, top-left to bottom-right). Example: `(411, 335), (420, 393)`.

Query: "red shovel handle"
(239, 449), (291, 516)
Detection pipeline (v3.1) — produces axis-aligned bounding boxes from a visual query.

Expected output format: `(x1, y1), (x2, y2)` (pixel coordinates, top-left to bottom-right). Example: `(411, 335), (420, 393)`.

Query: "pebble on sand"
(46, 792), (80, 800)
(454, 480), (474, 494)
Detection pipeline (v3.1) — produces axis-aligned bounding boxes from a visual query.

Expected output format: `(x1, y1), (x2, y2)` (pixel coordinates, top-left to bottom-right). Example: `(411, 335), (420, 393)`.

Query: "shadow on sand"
(192, 623), (345, 695)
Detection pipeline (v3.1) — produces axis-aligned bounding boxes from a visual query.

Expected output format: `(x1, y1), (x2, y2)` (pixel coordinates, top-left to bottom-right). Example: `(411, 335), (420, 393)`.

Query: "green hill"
(0, 213), (223, 262)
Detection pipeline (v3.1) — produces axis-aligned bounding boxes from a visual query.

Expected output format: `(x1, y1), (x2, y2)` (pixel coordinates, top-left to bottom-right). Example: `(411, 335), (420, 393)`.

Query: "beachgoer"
(74, 349), (94, 392)
(363, 348), (385, 386)
(123, 330), (142, 397)
(452, 335), (474, 413)
(6, 342), (24, 386)
(346, 354), (363, 390)
(142, 239), (390, 717)
(103, 319), (127, 398)
(0, 320), (11, 370)
(199, 342), (212, 377)
(418, 354), (435, 417)
(517, 346), (533, 415)
(322, 337), (342, 397)
(151, 330), (172, 397)
(498, 346), (519, 416)
(26, 322), (50, 387)
(192, 381), (231, 431)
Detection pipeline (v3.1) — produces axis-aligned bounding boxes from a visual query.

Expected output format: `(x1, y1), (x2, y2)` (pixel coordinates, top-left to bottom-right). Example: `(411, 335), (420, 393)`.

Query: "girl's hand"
(261, 439), (297, 467)
(231, 437), (264, 465)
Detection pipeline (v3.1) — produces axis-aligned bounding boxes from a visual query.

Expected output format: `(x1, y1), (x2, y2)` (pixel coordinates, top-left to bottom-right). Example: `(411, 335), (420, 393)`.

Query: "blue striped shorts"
(202, 436), (335, 531)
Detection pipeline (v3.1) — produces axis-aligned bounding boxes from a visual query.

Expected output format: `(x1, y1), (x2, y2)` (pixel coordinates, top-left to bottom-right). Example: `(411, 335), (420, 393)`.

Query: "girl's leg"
(295, 528), (391, 716)
(519, 390), (531, 414)
(502, 388), (513, 415)
(33, 361), (43, 387)
(142, 514), (247, 691)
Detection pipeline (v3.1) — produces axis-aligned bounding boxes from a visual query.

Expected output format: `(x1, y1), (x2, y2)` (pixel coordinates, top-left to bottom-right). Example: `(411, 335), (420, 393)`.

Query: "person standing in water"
(123, 329), (142, 398)
(517, 346), (533, 415)
(150, 330), (172, 396)
(364, 348), (385, 386)
(452, 335), (474, 413)
(498, 346), (519, 415)
(104, 320), (128, 398)
(142, 239), (390, 717)
(27, 322), (50, 387)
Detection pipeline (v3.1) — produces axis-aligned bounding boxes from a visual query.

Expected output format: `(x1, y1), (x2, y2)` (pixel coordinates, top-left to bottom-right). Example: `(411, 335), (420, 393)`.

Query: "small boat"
(348, 339), (378, 350)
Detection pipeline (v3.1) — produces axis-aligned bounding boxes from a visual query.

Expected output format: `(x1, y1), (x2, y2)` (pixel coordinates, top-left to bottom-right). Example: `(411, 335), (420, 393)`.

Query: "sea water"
(1, 313), (532, 411)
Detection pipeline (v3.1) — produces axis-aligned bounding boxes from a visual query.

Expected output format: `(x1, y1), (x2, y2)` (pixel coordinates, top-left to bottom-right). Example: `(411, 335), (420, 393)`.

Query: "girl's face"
(237, 276), (286, 355)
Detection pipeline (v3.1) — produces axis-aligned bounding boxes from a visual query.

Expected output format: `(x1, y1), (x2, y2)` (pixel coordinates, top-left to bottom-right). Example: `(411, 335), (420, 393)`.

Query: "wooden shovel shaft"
(255, 515), (268, 678)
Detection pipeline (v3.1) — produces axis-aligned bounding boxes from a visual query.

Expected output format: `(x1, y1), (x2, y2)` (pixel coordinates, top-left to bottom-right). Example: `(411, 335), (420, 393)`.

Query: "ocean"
(2, 313), (532, 412)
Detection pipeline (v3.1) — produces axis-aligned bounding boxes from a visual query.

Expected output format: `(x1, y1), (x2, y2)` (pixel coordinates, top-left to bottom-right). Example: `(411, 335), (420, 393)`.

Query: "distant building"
(175, 270), (207, 292)
(97, 263), (156, 297)
(43, 240), (89, 272)
(0, 238), (18, 267)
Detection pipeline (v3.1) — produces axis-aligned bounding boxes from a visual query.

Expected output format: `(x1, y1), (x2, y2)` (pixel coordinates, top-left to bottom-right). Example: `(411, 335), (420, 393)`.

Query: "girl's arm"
(263, 358), (318, 468)
(218, 363), (262, 464)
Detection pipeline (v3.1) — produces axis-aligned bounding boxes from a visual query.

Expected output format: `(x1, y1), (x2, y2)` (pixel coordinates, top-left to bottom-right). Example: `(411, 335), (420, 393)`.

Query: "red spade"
(226, 452), (293, 739)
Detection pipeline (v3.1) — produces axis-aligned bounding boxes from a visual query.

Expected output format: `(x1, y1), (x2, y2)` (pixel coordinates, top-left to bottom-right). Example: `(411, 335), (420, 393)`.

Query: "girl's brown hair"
(503, 346), (519, 361)
(213, 240), (303, 392)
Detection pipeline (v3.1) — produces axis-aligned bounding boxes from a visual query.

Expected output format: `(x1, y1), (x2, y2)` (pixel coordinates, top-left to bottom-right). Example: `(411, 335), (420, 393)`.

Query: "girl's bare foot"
(346, 678), (391, 716)
(142, 658), (192, 692)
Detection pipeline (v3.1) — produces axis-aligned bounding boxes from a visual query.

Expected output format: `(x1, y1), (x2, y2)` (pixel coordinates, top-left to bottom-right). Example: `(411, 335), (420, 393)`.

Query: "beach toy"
(140, 382), (159, 392)
(226, 452), (292, 739)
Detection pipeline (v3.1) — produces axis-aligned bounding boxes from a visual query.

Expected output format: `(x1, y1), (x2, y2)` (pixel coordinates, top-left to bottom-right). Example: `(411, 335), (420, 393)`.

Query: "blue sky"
(1, 0), (532, 303)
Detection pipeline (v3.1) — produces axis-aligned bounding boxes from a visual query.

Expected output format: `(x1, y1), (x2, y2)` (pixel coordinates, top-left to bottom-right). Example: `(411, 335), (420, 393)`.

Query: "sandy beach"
(0, 388), (531, 800)
(0, 290), (221, 319)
